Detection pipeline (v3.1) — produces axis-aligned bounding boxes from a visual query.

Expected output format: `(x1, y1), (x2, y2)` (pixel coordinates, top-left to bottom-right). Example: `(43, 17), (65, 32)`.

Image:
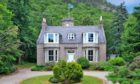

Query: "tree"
(0, 4), (21, 73)
(110, 3), (128, 55)
(121, 5), (140, 61)
(7, 0), (37, 62)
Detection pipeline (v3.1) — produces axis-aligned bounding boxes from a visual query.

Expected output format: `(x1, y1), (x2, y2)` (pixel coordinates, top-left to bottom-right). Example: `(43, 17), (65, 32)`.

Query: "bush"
(0, 64), (16, 74)
(66, 62), (83, 82)
(129, 56), (140, 70)
(109, 57), (125, 66)
(77, 57), (90, 69)
(45, 62), (55, 71)
(49, 76), (59, 83)
(31, 65), (45, 71)
(50, 60), (83, 83)
(89, 61), (114, 71)
(98, 61), (114, 71)
(89, 62), (100, 70)
(31, 62), (56, 71)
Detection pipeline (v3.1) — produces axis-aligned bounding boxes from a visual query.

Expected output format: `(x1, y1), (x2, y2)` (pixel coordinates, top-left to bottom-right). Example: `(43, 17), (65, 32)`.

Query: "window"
(44, 33), (59, 43)
(88, 50), (93, 61)
(49, 50), (54, 61)
(68, 33), (75, 40)
(88, 33), (94, 42)
(55, 50), (57, 61)
(48, 33), (54, 42)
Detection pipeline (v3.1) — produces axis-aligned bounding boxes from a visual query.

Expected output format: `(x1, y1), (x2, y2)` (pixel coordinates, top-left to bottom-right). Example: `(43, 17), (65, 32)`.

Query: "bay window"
(88, 50), (93, 61)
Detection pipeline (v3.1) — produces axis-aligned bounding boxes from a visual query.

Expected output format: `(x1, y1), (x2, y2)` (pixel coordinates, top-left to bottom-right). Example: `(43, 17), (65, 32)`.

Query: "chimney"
(41, 18), (47, 31)
(99, 16), (103, 28)
(62, 17), (74, 27)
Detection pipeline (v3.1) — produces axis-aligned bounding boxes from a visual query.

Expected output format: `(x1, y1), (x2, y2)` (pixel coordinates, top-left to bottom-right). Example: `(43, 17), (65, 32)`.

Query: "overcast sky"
(107, 0), (140, 13)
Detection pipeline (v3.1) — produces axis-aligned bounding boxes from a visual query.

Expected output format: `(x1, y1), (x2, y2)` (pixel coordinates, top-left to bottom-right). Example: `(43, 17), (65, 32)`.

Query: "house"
(37, 17), (106, 65)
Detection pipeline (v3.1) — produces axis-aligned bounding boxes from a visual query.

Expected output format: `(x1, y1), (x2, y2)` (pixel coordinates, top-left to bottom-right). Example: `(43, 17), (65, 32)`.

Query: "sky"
(107, 0), (140, 13)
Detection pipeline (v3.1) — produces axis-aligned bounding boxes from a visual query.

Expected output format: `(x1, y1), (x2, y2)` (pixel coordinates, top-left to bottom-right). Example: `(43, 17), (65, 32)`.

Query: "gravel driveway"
(0, 69), (112, 84)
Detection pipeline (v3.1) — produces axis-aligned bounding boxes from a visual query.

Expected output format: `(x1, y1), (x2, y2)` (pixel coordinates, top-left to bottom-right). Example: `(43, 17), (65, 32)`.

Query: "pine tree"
(121, 5), (140, 61)
(110, 3), (128, 55)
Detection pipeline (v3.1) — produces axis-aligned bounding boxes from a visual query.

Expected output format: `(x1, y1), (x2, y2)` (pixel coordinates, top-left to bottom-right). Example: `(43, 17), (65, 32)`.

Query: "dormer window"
(88, 33), (94, 42)
(83, 32), (98, 43)
(68, 33), (75, 40)
(44, 33), (59, 43)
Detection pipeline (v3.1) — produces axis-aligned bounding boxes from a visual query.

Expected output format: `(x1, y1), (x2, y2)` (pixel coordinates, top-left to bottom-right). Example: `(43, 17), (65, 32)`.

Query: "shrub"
(66, 62), (83, 82)
(0, 64), (16, 74)
(98, 61), (114, 71)
(49, 76), (59, 83)
(89, 61), (114, 71)
(50, 60), (83, 83)
(109, 57), (125, 66)
(129, 56), (140, 70)
(31, 62), (56, 71)
(77, 57), (90, 69)
(45, 62), (56, 71)
(31, 65), (45, 71)
(89, 62), (100, 70)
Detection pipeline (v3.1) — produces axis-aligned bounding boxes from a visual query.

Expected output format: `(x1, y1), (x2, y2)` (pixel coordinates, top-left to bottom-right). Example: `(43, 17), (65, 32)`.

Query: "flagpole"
(68, 6), (70, 17)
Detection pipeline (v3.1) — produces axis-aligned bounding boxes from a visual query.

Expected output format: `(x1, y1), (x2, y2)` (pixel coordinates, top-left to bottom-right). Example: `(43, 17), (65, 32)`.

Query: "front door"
(67, 53), (75, 62)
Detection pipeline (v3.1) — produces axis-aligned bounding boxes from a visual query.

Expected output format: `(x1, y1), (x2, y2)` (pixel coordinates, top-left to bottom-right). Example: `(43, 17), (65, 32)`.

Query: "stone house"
(37, 17), (106, 65)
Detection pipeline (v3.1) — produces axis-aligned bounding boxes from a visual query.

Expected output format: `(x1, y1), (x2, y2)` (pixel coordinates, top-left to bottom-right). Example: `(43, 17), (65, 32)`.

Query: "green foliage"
(109, 3), (128, 54)
(107, 56), (140, 83)
(0, 3), (21, 73)
(89, 61), (114, 71)
(109, 57), (125, 66)
(31, 65), (45, 71)
(31, 62), (55, 71)
(45, 62), (56, 71)
(77, 57), (90, 69)
(129, 56), (140, 70)
(121, 12), (140, 61)
(66, 62), (83, 82)
(107, 66), (130, 83)
(49, 76), (59, 83)
(51, 60), (83, 83)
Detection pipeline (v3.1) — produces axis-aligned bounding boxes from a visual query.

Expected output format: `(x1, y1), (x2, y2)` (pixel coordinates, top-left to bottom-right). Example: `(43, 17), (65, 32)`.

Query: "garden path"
(0, 69), (112, 84)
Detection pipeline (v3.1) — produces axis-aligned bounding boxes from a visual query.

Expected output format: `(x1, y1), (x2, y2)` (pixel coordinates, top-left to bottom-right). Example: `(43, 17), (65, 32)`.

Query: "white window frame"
(44, 33), (59, 43)
(83, 32), (98, 43)
(45, 49), (58, 62)
(48, 50), (54, 61)
(67, 33), (75, 40)
(88, 50), (94, 61)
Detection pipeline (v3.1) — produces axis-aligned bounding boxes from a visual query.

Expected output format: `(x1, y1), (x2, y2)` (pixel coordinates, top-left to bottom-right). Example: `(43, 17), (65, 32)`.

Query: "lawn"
(20, 75), (103, 84)
(16, 62), (35, 69)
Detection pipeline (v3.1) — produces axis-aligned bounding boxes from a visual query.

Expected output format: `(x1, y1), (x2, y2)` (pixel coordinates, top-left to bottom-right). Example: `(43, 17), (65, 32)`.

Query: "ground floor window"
(49, 50), (54, 61)
(55, 50), (57, 61)
(88, 50), (93, 61)
(47, 50), (58, 62)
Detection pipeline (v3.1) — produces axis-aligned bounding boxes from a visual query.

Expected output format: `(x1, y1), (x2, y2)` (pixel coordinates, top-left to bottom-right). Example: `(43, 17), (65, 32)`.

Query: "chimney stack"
(62, 17), (74, 27)
(41, 18), (47, 31)
(99, 16), (103, 28)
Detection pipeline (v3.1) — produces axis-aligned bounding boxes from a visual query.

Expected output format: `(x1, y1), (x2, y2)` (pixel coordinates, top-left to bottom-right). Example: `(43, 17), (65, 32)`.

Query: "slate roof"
(37, 25), (106, 44)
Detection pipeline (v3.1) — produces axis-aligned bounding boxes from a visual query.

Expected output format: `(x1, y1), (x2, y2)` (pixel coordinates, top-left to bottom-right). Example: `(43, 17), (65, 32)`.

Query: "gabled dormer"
(83, 32), (99, 44)
(44, 33), (59, 44)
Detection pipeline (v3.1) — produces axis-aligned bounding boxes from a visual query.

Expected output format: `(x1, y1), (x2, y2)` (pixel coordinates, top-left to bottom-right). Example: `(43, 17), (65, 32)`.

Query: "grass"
(20, 75), (103, 84)
(16, 62), (35, 69)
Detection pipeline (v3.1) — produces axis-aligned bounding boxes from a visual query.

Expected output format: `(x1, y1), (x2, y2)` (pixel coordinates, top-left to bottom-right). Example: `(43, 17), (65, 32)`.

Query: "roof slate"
(37, 26), (106, 44)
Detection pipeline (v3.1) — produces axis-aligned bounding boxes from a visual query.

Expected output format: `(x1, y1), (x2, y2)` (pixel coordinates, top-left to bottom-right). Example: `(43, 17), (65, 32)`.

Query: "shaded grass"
(20, 75), (103, 84)
(16, 62), (35, 69)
